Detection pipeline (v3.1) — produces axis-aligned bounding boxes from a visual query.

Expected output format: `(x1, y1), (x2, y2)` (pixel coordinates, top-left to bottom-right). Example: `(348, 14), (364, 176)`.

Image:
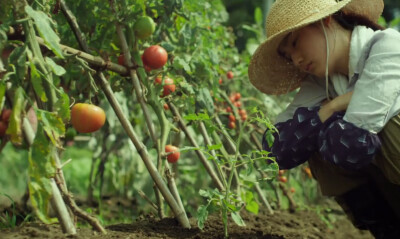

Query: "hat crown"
(266, 0), (341, 38)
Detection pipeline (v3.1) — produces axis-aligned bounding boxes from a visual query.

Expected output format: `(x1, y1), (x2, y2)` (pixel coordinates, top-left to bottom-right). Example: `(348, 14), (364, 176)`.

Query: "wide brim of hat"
(248, 0), (351, 95)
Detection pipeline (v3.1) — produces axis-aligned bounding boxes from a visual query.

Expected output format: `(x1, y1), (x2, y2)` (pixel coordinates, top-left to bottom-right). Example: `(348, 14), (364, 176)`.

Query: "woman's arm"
(317, 92), (382, 170)
(263, 106), (323, 169)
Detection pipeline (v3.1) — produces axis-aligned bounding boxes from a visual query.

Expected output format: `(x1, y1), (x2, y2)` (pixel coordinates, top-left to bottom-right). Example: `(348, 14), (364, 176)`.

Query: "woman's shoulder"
(366, 28), (400, 51)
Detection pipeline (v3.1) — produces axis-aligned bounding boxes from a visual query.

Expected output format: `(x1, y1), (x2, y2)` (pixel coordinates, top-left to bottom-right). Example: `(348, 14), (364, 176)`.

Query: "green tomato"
(133, 16), (156, 40)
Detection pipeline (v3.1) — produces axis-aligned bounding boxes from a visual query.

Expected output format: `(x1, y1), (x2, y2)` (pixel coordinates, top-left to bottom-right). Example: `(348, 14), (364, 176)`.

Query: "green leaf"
(0, 82), (5, 111)
(245, 201), (259, 215)
(8, 46), (27, 83)
(197, 88), (214, 114)
(254, 7), (263, 26)
(25, 6), (64, 58)
(265, 130), (274, 148)
(207, 143), (221, 151)
(173, 57), (191, 73)
(54, 89), (70, 122)
(183, 112), (210, 121)
(231, 211), (246, 227)
(197, 205), (209, 230)
(45, 57), (66, 76)
(6, 87), (24, 145)
(30, 62), (48, 102)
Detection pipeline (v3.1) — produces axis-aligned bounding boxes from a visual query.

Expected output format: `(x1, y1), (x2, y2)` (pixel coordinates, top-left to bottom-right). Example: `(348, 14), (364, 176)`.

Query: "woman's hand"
(318, 91), (353, 123)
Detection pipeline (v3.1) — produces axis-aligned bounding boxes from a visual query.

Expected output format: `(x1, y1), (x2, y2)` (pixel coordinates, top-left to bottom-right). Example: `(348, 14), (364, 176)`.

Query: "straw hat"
(248, 0), (384, 95)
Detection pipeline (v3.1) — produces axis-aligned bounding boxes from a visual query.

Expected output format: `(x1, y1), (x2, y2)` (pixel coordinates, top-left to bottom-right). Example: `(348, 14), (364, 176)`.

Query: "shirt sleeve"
(344, 29), (400, 133)
(318, 112), (382, 170)
(262, 106), (323, 169)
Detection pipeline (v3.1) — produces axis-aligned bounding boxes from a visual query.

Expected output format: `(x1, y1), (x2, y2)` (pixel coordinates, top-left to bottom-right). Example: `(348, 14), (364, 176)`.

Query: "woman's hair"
(333, 11), (385, 31)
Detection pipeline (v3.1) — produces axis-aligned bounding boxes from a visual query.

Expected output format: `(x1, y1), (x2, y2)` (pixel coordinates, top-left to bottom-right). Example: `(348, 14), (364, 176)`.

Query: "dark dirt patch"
(0, 208), (373, 239)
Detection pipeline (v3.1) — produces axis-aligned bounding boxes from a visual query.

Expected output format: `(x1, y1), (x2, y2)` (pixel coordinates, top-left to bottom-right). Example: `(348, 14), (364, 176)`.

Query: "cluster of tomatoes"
(0, 109), (11, 137)
(278, 170), (296, 193)
(226, 92), (247, 129)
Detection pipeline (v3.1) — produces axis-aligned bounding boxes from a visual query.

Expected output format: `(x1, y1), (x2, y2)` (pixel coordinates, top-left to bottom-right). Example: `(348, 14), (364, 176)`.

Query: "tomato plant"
(165, 145), (180, 163)
(70, 103), (106, 133)
(142, 45), (168, 69)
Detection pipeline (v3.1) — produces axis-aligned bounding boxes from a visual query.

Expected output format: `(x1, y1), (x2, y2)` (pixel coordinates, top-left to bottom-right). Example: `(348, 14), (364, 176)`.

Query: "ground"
(0, 203), (374, 239)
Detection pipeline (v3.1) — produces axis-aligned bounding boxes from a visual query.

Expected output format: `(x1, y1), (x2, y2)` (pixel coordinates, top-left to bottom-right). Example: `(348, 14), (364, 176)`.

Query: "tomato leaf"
(6, 87), (24, 145)
(231, 211), (246, 227)
(45, 57), (66, 76)
(54, 89), (70, 122)
(30, 62), (48, 102)
(197, 88), (214, 114)
(8, 46), (27, 84)
(0, 82), (5, 111)
(25, 6), (63, 59)
(183, 112), (209, 121)
(197, 204), (209, 230)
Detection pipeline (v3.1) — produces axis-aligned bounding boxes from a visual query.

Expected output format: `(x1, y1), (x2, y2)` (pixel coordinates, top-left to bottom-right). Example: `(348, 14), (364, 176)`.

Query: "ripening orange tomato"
(71, 103), (106, 133)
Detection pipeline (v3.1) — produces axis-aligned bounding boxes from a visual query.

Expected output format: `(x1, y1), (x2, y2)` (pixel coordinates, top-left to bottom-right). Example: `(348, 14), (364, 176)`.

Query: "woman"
(248, 0), (400, 238)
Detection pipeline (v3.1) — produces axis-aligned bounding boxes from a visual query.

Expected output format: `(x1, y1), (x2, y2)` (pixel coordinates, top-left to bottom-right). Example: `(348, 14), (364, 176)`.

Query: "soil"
(0, 207), (373, 239)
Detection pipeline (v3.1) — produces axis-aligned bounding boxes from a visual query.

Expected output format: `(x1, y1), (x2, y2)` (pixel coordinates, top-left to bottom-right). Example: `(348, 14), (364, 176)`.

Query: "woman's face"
(278, 23), (335, 78)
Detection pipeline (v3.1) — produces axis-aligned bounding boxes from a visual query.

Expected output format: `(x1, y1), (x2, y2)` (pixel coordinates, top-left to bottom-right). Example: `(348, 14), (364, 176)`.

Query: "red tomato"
(141, 54), (152, 72)
(155, 77), (176, 97)
(278, 176), (287, 183)
(226, 106), (232, 113)
(234, 101), (242, 108)
(228, 121), (236, 129)
(241, 114), (247, 121)
(290, 187), (296, 193)
(218, 78), (222, 85)
(228, 114), (235, 122)
(142, 45), (168, 69)
(163, 103), (169, 110)
(0, 121), (7, 137)
(1, 109), (12, 122)
(234, 93), (241, 101)
(238, 109), (246, 116)
(118, 54), (125, 66)
(227, 71), (234, 79)
(71, 103), (106, 133)
(165, 145), (180, 163)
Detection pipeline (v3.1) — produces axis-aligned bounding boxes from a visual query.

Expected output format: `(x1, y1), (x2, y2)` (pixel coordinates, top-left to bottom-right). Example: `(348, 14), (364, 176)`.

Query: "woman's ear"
(323, 16), (332, 26)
